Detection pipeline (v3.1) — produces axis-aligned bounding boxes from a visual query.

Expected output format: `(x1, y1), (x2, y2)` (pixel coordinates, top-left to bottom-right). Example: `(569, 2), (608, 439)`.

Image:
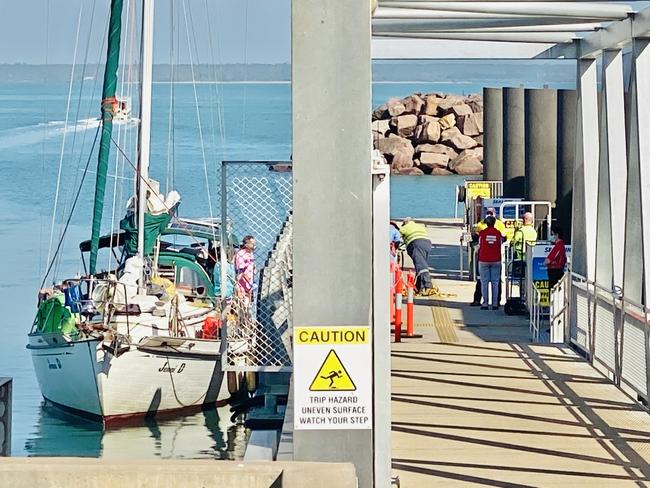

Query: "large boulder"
(390, 114), (418, 138)
(392, 151), (415, 172)
(387, 98), (406, 117)
(438, 113), (456, 130)
(468, 100), (483, 113)
(437, 96), (465, 113)
(450, 103), (473, 118)
(371, 119), (390, 137)
(415, 119), (441, 143)
(426, 144), (459, 160)
(423, 95), (442, 116)
(402, 95), (425, 114)
(419, 152), (450, 171)
(473, 134), (484, 146)
(448, 134), (479, 151)
(449, 152), (483, 175)
(418, 114), (440, 126)
(372, 104), (388, 121)
(442, 127), (478, 151)
(457, 112), (483, 136)
(399, 167), (425, 176)
(375, 135), (415, 162)
(431, 167), (455, 176)
(441, 126), (463, 141)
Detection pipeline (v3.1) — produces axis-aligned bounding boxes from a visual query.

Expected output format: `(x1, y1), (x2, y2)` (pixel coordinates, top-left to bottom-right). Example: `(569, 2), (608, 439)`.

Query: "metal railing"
(529, 283), (542, 342)
(220, 161), (293, 372)
(559, 272), (650, 403)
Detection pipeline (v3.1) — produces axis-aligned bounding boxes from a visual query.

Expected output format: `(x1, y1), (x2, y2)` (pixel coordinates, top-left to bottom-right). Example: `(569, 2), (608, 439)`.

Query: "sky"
(0, 0), (291, 64)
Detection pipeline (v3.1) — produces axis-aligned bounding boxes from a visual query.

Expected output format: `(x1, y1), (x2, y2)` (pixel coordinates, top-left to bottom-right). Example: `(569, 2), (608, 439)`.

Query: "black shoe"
(491, 306), (499, 311)
(470, 301), (481, 307)
(480, 306), (489, 310)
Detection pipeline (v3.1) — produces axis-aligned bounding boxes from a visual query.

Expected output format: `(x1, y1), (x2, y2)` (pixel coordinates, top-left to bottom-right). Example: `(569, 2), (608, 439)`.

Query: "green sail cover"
(120, 213), (172, 257)
(89, 0), (124, 275)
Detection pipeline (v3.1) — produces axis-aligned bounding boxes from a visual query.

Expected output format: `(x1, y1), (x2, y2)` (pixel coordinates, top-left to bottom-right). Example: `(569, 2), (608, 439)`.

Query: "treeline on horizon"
(0, 60), (576, 84)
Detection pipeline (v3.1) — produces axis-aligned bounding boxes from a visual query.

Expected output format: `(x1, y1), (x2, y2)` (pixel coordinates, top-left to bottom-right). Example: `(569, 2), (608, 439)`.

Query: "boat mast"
(137, 0), (155, 287)
(88, 0), (124, 275)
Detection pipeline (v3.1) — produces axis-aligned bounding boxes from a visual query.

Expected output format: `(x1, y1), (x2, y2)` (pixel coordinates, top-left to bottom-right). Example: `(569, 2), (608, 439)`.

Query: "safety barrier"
(220, 161), (293, 372)
(555, 272), (650, 403)
(529, 284), (542, 343)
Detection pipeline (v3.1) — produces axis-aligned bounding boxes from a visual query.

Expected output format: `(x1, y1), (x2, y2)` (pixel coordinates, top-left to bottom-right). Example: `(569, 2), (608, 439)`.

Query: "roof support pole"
(483, 88), (503, 181)
(595, 49), (627, 291)
(622, 39), (650, 305)
(571, 58), (599, 281)
(556, 89), (577, 241)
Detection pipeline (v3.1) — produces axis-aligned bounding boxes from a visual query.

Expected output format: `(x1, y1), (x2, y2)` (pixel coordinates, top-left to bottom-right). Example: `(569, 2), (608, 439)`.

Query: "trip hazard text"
(297, 395), (370, 426)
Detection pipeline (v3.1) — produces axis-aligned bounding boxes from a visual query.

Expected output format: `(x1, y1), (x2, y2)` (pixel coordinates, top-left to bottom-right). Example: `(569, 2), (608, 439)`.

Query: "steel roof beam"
(375, 32), (577, 42)
(373, 19), (601, 32)
(380, 2), (632, 19)
(373, 17), (605, 32)
(537, 5), (650, 58)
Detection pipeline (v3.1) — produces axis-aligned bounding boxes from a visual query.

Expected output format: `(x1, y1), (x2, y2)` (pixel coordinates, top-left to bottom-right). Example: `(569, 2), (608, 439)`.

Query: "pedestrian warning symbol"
(309, 349), (356, 391)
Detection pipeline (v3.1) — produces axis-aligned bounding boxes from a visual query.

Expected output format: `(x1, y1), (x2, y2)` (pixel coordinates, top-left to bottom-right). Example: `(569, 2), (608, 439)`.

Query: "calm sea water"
(0, 80), (473, 457)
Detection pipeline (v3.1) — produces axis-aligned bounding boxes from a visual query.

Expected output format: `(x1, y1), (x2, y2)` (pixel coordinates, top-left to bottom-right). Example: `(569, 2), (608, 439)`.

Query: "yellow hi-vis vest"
(474, 218), (507, 237)
(400, 222), (429, 246)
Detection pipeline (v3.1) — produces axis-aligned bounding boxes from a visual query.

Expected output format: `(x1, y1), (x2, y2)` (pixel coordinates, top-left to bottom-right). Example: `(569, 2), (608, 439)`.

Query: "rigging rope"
(46, 3), (84, 275)
(39, 0), (52, 280)
(182, 0), (216, 243)
(40, 125), (101, 290)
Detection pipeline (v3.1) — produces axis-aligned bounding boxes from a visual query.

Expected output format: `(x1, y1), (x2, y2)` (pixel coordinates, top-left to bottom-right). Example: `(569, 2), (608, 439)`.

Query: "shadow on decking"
(391, 343), (650, 486)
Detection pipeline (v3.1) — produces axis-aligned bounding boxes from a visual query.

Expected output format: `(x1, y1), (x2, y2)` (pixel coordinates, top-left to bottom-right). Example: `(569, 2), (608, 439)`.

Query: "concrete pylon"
(525, 89), (558, 230)
(483, 88), (503, 181)
(556, 90), (577, 242)
(502, 87), (525, 197)
(292, 2), (380, 488)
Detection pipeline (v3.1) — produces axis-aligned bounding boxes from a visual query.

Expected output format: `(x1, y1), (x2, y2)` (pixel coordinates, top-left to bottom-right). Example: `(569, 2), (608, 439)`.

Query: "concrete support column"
(502, 87), (525, 197)
(292, 2), (376, 488)
(556, 90), (577, 242)
(483, 88), (503, 181)
(571, 59), (599, 282)
(595, 50), (627, 290)
(623, 39), (650, 305)
(525, 88), (558, 226)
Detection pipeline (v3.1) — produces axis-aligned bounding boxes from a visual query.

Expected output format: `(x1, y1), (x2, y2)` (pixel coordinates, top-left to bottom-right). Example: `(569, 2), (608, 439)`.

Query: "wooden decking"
(392, 220), (650, 487)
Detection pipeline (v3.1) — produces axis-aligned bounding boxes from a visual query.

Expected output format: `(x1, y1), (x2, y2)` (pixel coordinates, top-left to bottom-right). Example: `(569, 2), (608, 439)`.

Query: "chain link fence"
(220, 161), (293, 372)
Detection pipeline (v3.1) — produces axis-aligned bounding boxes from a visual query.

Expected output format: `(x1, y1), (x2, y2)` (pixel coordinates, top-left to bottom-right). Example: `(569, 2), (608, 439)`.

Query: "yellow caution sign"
(309, 350), (356, 391)
(466, 182), (492, 199)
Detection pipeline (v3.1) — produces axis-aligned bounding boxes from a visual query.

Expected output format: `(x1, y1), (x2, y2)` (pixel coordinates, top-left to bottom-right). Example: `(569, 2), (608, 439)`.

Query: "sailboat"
(27, 0), (234, 425)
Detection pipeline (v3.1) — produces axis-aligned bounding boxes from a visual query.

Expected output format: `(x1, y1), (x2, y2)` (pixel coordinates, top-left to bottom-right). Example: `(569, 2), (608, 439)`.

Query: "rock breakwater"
(372, 93), (484, 176)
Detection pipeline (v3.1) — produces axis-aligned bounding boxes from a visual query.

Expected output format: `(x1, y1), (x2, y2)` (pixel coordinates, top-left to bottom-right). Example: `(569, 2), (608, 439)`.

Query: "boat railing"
(34, 277), (133, 337)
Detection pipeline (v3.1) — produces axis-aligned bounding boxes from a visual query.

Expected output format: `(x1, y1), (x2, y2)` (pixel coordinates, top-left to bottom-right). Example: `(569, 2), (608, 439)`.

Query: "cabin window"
(178, 266), (202, 288)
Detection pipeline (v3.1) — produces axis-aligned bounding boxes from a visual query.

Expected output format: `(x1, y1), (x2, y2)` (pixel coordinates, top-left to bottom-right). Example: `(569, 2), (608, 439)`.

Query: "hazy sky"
(0, 0), (291, 64)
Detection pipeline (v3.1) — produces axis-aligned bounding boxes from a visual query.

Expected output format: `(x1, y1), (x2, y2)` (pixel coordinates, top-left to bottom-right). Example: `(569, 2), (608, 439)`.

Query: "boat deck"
(392, 219), (650, 487)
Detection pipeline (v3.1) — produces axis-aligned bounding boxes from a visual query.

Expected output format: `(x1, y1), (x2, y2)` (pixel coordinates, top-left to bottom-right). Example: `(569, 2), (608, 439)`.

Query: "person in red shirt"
(478, 216), (505, 310)
(545, 225), (567, 291)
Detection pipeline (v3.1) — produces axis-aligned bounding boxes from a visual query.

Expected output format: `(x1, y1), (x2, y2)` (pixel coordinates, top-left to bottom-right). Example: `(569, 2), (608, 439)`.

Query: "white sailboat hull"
(29, 334), (227, 424)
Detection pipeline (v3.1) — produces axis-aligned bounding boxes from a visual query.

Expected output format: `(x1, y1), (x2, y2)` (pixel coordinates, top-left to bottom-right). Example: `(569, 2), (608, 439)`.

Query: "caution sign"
(309, 350), (356, 391)
(293, 326), (372, 430)
(466, 181), (492, 199)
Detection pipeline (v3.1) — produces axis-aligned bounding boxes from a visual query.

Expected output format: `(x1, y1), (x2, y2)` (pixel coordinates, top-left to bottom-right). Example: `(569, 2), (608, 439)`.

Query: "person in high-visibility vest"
(512, 212), (537, 260)
(399, 218), (434, 295)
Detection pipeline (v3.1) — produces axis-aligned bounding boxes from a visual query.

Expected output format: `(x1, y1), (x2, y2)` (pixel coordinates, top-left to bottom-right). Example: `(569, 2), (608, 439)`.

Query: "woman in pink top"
(234, 235), (256, 309)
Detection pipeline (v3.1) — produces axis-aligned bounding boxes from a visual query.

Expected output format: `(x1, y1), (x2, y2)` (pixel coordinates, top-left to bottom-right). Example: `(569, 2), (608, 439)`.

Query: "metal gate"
(220, 161), (293, 372)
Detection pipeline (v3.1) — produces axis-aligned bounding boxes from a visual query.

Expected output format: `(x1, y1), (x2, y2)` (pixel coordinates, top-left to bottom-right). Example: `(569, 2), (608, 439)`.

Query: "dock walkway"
(392, 219), (650, 487)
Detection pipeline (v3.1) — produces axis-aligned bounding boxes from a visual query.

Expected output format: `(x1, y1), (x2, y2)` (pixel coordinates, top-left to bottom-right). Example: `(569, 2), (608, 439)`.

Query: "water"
(0, 75), (550, 457)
